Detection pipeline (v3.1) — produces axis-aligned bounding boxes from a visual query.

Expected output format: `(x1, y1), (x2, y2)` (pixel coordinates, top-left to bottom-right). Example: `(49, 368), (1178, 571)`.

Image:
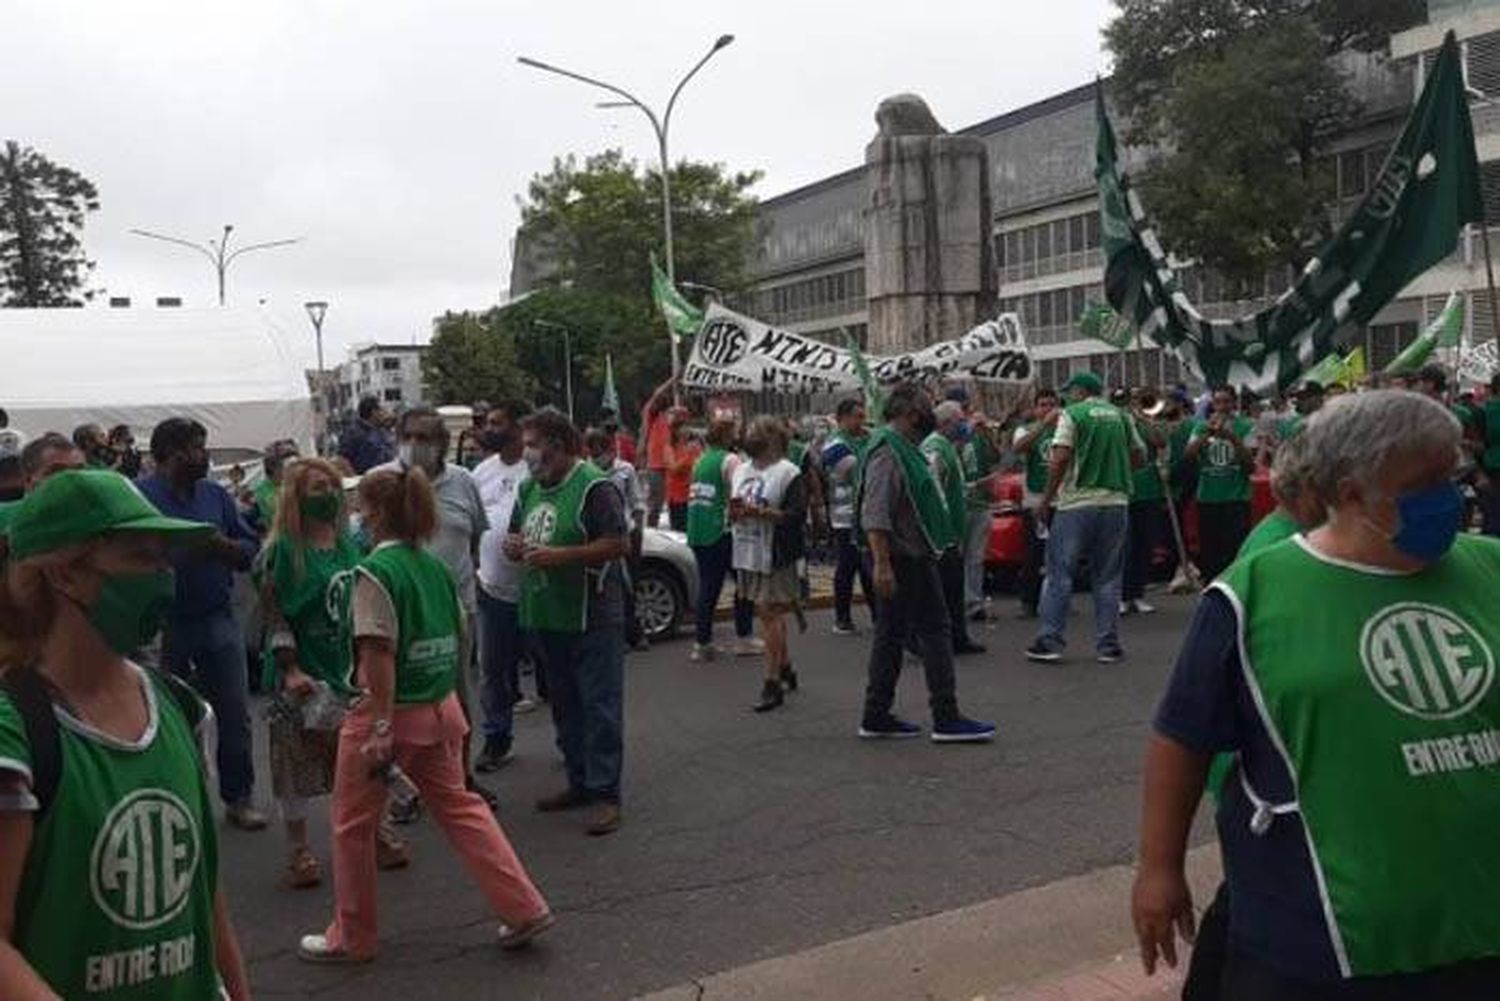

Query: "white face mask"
(399, 442), (442, 475)
(523, 446), (545, 477)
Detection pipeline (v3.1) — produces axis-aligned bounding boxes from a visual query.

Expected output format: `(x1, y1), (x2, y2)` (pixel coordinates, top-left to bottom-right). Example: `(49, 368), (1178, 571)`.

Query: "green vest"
(686, 446), (730, 547)
(359, 543), (462, 704)
(860, 427), (955, 554)
(1062, 398), (1134, 496)
(1217, 535), (1500, 976)
(1129, 417), (1165, 502)
(516, 461), (607, 633)
(0, 669), (221, 1000)
(825, 430), (869, 526)
(259, 534), (360, 694)
(1021, 422), (1055, 496)
(1194, 415), (1254, 503)
(961, 432), (998, 511)
(1483, 399), (1500, 472)
(921, 432), (969, 547)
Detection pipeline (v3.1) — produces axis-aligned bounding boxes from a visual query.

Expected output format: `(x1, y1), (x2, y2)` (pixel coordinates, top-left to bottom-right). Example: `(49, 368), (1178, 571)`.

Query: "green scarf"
(866, 425), (956, 553)
(921, 431), (968, 547)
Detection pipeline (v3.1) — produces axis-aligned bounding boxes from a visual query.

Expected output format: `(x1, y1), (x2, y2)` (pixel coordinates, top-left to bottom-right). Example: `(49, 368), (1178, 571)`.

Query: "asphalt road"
(232, 592), (1202, 1000)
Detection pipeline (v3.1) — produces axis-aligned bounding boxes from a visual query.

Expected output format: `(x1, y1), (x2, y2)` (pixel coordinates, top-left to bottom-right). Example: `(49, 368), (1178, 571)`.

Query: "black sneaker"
(1097, 644), (1126, 664)
(474, 738), (515, 774)
(1026, 640), (1063, 663)
(857, 715), (922, 739)
(931, 716), (997, 743)
(780, 664), (799, 692)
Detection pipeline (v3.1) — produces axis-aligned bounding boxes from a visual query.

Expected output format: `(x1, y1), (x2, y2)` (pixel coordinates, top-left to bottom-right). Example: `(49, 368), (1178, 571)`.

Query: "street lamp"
(518, 34), (735, 397)
(533, 319), (574, 420)
(129, 224), (301, 305)
(305, 300), (329, 375)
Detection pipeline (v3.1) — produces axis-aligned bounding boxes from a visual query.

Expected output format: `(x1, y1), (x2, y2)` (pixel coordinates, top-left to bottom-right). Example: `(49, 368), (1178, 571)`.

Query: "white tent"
(0, 306), (315, 454)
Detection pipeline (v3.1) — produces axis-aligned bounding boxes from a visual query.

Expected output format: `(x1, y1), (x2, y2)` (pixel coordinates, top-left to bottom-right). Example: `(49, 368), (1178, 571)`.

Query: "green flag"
(1385, 291), (1465, 374)
(602, 352), (620, 415)
(1096, 32), (1483, 393)
(1078, 300), (1134, 349)
(1302, 346), (1367, 388)
(842, 327), (886, 421)
(651, 253), (704, 337)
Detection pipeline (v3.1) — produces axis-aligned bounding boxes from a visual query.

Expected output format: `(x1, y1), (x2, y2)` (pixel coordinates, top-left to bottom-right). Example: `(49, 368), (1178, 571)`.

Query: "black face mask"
(481, 429), (512, 453)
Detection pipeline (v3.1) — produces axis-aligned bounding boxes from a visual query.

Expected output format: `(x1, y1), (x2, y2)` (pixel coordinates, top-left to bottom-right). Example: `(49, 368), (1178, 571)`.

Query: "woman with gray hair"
(1132, 390), (1500, 998)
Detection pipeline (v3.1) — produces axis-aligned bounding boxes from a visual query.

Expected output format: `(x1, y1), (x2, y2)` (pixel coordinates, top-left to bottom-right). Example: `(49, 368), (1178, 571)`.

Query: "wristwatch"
(372, 718), (393, 737)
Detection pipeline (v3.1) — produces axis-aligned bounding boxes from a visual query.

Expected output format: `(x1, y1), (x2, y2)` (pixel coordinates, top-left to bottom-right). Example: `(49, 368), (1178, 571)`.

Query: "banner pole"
(1480, 221), (1500, 343)
(1160, 472), (1200, 591)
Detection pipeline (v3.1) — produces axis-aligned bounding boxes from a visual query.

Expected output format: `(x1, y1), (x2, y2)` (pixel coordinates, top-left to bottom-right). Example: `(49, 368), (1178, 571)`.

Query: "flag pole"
(1480, 221), (1500, 343)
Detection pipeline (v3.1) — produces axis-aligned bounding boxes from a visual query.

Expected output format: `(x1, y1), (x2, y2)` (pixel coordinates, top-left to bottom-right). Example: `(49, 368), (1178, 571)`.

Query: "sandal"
(286, 847), (322, 889)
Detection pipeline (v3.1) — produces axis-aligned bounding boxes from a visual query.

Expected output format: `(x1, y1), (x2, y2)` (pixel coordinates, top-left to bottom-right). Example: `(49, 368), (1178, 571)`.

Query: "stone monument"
(864, 94), (997, 355)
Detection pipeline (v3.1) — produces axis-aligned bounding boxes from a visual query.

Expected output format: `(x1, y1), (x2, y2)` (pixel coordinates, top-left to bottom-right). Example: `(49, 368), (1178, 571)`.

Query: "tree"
(1104, 0), (1425, 284)
(0, 141), (100, 306)
(423, 310), (535, 406)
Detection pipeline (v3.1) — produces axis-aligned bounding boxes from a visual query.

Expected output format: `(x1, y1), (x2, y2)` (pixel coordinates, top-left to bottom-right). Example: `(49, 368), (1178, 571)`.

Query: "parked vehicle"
(636, 527), (698, 641)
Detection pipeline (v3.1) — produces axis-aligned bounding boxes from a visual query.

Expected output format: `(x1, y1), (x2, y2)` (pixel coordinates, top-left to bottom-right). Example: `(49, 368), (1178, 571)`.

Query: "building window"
(382, 357), (401, 371)
(1468, 31), (1500, 97)
(1366, 322), (1418, 372)
(383, 388), (403, 403)
(1339, 150), (1367, 199)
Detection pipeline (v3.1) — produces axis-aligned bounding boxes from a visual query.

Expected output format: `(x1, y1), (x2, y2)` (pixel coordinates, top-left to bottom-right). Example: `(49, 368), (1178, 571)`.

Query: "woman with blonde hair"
(299, 467), (552, 963)
(0, 469), (250, 999)
(260, 456), (410, 888)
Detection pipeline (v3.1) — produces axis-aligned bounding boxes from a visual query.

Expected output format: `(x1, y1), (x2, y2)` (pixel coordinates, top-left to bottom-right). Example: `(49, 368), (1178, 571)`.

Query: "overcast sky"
(6, 0), (1114, 367)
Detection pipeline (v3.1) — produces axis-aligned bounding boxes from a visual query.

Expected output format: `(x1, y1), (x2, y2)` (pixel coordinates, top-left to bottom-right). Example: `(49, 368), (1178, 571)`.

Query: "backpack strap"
(0, 669), (61, 818)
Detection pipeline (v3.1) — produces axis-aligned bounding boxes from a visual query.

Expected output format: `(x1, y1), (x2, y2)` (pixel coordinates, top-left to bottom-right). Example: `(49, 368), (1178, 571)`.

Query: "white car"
(635, 528), (698, 641)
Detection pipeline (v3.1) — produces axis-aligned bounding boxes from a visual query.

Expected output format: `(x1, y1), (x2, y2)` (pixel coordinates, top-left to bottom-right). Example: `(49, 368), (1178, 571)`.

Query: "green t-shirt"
(1053, 399), (1139, 509)
(1191, 414), (1255, 504)
(1017, 421), (1056, 497)
(0, 666), (221, 1000)
(258, 534), (360, 694)
(254, 477), (278, 528)
(359, 543), (462, 704)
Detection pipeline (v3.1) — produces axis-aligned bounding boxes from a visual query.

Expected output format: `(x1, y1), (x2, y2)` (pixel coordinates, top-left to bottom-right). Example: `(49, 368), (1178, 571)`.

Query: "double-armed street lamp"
(518, 35), (735, 396)
(129, 224), (301, 306)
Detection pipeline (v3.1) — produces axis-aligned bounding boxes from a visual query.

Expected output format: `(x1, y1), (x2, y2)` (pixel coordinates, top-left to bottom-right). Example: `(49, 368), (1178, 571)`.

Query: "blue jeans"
(161, 608), (255, 805)
(534, 627), (625, 803)
(832, 527), (874, 627)
(691, 536), (754, 646)
(1037, 505), (1127, 653)
(476, 589), (521, 748)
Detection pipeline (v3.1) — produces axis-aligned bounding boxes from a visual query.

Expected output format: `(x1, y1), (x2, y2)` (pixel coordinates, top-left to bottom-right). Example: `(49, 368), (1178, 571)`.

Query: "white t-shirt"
(473, 453), (529, 603)
(730, 458), (800, 574)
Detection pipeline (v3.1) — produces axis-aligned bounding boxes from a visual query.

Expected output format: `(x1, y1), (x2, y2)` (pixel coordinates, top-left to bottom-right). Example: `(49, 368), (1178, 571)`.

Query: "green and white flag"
(1385, 291), (1465, 374)
(651, 253), (705, 337)
(602, 352), (620, 415)
(1096, 31), (1484, 394)
(1078, 300), (1134, 349)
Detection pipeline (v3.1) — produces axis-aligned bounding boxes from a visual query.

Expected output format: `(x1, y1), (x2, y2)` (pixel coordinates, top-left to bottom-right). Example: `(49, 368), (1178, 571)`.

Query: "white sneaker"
(732, 637), (765, 657)
(1133, 599), (1157, 614)
(1119, 601), (1132, 616)
(690, 643), (718, 662)
(514, 697), (539, 715)
(297, 933), (370, 965)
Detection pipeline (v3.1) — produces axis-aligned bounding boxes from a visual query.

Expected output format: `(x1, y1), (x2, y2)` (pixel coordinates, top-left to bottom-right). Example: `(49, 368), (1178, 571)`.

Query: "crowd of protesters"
(3, 357), (1500, 995)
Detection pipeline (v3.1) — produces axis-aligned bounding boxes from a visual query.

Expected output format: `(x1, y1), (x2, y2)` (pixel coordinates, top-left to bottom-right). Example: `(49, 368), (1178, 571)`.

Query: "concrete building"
(746, 3), (1500, 391)
(335, 343), (427, 413)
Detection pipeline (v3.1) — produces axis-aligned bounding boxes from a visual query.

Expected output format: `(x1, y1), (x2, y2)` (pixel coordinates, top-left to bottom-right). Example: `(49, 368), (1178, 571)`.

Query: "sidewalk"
(637, 845), (1220, 1001)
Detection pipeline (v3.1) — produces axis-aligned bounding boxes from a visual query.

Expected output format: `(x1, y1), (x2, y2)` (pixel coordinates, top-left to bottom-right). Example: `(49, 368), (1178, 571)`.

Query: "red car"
(984, 468), (1275, 588)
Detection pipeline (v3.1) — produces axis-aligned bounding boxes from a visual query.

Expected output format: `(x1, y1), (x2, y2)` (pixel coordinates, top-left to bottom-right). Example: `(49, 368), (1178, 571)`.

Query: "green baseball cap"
(7, 469), (213, 561)
(1061, 371), (1104, 395)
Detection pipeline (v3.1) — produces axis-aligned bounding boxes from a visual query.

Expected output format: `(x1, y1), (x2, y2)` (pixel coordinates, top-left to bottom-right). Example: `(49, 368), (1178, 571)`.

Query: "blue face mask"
(1390, 481), (1464, 563)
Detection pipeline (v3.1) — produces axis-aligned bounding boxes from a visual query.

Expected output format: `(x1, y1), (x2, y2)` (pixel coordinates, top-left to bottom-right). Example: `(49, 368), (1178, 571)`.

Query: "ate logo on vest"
(1204, 438), (1236, 468)
(522, 502), (558, 547)
(90, 788), (201, 930)
(1360, 603), (1495, 720)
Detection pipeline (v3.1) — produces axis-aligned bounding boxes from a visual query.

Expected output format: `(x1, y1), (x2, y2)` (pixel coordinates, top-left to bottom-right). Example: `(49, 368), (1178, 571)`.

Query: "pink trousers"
(324, 693), (549, 957)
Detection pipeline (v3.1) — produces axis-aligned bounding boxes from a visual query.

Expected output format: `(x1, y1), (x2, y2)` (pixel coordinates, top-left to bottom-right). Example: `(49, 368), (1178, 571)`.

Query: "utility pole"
(130, 224), (301, 305)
